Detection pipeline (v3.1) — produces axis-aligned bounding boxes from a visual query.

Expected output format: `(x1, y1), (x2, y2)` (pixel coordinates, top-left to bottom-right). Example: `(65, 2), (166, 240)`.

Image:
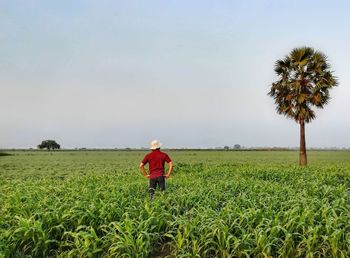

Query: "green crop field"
(1, 150), (350, 257)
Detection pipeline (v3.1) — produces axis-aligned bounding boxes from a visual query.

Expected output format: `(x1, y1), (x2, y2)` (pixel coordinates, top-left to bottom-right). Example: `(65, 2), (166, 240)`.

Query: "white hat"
(150, 140), (162, 150)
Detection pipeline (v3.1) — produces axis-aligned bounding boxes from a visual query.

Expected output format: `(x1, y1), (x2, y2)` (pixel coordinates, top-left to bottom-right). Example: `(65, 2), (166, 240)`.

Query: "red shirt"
(141, 149), (172, 179)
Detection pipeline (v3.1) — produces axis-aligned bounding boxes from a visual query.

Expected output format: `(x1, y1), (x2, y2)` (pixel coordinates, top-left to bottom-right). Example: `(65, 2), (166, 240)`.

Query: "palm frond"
(269, 46), (337, 123)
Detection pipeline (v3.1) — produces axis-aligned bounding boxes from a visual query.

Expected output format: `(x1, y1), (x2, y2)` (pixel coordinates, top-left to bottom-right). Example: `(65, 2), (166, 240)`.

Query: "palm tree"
(269, 47), (337, 166)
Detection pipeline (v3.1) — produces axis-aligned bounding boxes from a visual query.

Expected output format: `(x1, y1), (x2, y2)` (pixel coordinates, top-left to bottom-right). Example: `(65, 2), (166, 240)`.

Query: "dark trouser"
(149, 176), (165, 198)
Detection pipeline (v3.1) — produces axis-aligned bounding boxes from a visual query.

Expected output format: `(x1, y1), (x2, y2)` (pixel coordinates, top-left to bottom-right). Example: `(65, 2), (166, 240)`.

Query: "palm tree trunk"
(299, 120), (307, 166)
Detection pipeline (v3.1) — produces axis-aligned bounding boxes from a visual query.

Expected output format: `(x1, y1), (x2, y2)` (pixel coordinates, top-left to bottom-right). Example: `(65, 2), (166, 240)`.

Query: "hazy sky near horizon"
(1, 0), (350, 148)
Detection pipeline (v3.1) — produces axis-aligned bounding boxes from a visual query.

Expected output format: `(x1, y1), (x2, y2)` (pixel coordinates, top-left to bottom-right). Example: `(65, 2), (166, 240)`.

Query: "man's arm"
(139, 163), (150, 178)
(165, 161), (173, 178)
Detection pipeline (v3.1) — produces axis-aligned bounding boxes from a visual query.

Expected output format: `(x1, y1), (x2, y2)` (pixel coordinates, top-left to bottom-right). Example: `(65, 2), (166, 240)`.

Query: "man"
(139, 140), (173, 198)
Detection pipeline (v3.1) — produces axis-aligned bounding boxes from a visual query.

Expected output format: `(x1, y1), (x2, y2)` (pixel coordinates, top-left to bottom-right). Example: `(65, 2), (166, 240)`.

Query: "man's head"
(150, 140), (162, 150)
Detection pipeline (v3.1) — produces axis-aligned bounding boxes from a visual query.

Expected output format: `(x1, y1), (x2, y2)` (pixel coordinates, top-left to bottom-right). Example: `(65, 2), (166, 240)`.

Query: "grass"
(1, 150), (350, 257)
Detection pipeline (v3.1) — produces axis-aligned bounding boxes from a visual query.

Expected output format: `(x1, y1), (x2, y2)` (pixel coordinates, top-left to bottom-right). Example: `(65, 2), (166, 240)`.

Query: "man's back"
(142, 149), (171, 179)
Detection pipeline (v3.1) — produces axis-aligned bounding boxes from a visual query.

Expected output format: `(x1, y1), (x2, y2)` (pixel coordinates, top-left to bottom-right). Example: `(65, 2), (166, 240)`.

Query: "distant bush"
(0, 152), (12, 157)
(37, 140), (61, 150)
(234, 144), (241, 149)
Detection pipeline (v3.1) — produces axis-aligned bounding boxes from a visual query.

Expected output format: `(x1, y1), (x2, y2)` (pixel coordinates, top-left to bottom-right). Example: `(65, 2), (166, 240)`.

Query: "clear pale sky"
(1, 0), (349, 149)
